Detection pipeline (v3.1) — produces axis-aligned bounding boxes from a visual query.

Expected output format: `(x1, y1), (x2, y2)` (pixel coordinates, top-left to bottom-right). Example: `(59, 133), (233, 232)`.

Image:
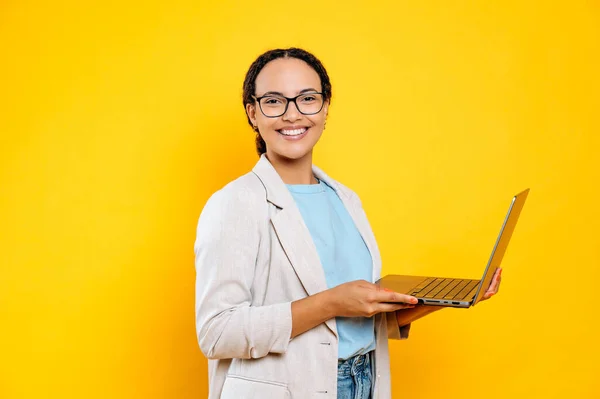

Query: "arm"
(195, 188), (422, 358)
(290, 291), (335, 338)
(194, 189), (292, 360)
(291, 281), (417, 338)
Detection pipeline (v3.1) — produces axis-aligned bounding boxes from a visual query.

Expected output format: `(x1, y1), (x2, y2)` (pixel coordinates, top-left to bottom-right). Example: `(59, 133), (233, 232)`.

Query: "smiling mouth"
(277, 127), (308, 136)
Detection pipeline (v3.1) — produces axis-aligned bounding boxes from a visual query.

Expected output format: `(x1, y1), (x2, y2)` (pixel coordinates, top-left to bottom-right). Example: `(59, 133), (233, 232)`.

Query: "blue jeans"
(337, 351), (373, 399)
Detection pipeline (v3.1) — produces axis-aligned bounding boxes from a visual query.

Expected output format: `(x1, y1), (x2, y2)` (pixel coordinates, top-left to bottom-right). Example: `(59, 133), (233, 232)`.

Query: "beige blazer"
(194, 153), (410, 399)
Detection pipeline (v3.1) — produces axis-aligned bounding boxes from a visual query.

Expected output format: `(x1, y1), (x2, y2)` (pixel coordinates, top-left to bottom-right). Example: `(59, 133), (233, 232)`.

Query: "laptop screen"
(472, 188), (530, 305)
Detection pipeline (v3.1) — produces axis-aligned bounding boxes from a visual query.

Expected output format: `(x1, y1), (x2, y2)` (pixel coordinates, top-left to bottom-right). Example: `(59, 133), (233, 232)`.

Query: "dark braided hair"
(242, 48), (332, 156)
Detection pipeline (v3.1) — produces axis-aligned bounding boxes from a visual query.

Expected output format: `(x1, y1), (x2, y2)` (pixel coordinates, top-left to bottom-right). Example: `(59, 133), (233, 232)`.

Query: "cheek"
(261, 119), (279, 132)
(307, 115), (326, 127)
(256, 116), (276, 130)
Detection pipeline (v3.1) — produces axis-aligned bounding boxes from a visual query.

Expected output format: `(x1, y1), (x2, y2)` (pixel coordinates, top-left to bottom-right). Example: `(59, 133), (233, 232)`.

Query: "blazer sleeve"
(194, 186), (293, 360)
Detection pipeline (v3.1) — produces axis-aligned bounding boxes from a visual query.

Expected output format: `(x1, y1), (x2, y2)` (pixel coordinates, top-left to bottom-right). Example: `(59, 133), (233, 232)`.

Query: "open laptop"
(377, 189), (530, 308)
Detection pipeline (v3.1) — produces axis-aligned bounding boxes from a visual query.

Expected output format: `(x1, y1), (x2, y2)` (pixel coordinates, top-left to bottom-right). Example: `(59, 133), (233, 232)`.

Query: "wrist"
(318, 288), (338, 319)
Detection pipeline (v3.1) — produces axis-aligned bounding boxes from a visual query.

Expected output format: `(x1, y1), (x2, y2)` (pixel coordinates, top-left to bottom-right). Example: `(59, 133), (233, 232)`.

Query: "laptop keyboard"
(408, 277), (479, 301)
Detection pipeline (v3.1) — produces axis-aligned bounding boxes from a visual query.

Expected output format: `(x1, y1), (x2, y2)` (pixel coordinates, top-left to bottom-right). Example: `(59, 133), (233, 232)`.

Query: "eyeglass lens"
(259, 93), (324, 117)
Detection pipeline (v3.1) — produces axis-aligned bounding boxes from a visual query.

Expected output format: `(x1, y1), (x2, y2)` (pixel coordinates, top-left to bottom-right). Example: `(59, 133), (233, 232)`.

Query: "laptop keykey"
(437, 279), (460, 298)
(444, 279), (469, 299)
(426, 279), (453, 298)
(454, 280), (479, 300)
(463, 284), (479, 301)
(409, 278), (436, 296)
(413, 278), (435, 290)
(420, 278), (444, 297)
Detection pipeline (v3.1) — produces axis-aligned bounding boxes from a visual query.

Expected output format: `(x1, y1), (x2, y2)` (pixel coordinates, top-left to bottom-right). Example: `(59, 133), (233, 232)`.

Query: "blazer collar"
(251, 153), (351, 208)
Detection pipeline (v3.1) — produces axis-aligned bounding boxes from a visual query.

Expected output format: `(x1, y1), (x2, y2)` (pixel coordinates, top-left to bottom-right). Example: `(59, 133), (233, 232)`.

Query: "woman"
(194, 47), (501, 399)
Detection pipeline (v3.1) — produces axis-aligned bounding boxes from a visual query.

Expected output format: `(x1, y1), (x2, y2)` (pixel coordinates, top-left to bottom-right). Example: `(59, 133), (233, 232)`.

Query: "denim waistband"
(337, 351), (372, 377)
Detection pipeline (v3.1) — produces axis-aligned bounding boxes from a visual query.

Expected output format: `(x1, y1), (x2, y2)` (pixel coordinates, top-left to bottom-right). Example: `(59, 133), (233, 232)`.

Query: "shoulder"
(194, 173), (266, 254)
(200, 172), (266, 219)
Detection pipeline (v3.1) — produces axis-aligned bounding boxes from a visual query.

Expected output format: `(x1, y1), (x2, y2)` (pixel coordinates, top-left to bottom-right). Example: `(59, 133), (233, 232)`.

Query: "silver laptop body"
(377, 189), (529, 308)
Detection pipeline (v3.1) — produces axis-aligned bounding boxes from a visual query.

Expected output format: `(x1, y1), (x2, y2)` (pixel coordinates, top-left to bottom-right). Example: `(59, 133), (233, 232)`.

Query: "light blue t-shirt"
(286, 177), (375, 360)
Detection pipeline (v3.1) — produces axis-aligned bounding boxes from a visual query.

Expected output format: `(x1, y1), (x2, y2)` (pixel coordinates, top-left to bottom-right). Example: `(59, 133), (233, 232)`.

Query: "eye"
(262, 96), (285, 105)
(300, 95), (316, 102)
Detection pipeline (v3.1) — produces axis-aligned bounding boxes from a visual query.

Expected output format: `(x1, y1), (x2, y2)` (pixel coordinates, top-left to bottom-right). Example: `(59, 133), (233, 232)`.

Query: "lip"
(277, 126), (310, 141)
(276, 125), (309, 133)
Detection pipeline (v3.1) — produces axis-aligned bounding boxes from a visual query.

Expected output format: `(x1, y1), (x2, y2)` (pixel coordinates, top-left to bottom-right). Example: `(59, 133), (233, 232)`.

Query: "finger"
(485, 286), (501, 296)
(492, 268), (501, 280)
(487, 269), (502, 292)
(484, 272), (500, 296)
(485, 283), (499, 296)
(496, 269), (502, 292)
(488, 279), (499, 292)
(490, 268), (500, 281)
(380, 289), (418, 305)
(484, 277), (502, 298)
(481, 289), (497, 300)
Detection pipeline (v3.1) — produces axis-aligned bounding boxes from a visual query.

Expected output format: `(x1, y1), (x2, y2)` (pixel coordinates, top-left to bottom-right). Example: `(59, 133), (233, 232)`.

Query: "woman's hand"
(291, 280), (417, 339)
(481, 267), (502, 301)
(326, 280), (418, 318)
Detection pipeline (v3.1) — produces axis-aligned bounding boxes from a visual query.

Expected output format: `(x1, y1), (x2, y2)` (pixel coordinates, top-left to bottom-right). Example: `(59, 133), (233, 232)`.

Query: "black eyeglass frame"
(251, 92), (326, 118)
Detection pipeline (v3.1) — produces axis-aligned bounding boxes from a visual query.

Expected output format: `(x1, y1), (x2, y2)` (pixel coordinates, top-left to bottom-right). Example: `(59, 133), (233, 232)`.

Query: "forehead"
(255, 58), (322, 96)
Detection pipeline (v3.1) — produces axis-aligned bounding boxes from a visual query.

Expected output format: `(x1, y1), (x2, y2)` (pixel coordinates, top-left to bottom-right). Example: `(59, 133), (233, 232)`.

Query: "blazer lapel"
(270, 207), (330, 297)
(252, 154), (382, 337)
(252, 154), (330, 294)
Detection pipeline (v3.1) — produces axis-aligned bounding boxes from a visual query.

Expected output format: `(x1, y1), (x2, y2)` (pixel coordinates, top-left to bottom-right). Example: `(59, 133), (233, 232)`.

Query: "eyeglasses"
(252, 92), (325, 118)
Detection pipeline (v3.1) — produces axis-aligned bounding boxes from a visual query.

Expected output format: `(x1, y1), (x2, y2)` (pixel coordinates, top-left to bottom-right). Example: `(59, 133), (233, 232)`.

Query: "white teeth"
(279, 128), (307, 136)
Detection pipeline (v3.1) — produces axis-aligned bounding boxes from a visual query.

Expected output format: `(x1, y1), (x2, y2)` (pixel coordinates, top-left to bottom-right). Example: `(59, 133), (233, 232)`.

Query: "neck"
(265, 150), (318, 185)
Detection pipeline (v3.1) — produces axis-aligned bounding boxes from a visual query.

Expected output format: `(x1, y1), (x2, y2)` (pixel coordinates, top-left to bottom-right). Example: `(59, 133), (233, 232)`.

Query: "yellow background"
(1, 1), (598, 398)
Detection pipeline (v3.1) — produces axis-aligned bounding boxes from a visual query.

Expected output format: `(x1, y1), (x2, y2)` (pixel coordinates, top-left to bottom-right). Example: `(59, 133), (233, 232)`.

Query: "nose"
(282, 100), (301, 121)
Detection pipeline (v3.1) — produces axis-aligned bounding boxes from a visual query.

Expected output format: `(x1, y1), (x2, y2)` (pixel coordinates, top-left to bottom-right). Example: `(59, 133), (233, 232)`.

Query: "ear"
(323, 100), (329, 119)
(246, 103), (258, 127)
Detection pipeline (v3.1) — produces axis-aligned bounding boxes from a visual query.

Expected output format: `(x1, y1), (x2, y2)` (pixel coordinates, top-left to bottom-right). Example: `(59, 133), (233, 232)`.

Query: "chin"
(272, 147), (313, 161)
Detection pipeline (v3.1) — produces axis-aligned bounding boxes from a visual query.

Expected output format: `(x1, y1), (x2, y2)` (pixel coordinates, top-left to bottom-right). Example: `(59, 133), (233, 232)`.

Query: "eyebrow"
(258, 88), (319, 97)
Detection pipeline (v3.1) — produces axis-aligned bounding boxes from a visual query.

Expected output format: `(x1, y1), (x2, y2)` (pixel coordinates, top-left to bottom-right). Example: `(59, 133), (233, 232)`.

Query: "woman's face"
(246, 57), (329, 161)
